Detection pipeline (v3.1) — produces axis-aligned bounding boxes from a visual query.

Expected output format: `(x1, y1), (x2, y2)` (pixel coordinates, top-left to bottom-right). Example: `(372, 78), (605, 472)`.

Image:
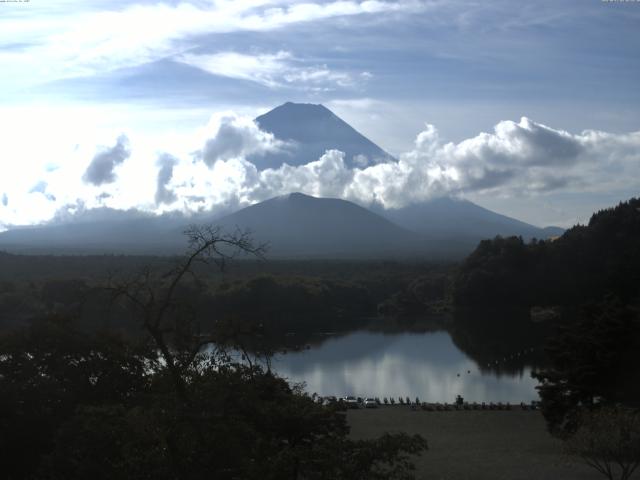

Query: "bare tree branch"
(103, 224), (267, 402)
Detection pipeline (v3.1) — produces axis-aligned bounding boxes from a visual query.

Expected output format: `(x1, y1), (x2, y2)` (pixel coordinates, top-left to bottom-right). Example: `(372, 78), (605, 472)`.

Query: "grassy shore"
(347, 407), (607, 480)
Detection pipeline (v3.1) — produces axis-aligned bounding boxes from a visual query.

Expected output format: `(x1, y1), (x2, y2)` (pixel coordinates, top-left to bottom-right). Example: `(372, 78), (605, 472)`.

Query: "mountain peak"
(278, 101), (329, 111)
(216, 193), (420, 258)
(282, 191), (313, 201)
(251, 102), (393, 170)
(255, 102), (336, 133)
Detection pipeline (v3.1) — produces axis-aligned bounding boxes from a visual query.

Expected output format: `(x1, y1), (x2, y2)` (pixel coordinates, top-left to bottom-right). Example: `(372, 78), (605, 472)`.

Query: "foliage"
(533, 299), (640, 436)
(564, 406), (640, 480)
(0, 322), (428, 480)
(211, 274), (373, 332)
(377, 272), (450, 318)
(0, 315), (153, 480)
(453, 197), (640, 307)
(0, 225), (428, 479)
(0, 249), (454, 348)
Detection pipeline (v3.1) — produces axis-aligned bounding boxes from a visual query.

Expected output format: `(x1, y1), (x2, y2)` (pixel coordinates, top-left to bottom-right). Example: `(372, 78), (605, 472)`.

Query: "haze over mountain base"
(0, 192), (562, 259)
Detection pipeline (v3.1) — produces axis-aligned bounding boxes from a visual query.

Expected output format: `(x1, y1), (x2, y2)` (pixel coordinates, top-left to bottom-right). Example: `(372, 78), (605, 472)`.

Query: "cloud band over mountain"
(0, 109), (638, 230)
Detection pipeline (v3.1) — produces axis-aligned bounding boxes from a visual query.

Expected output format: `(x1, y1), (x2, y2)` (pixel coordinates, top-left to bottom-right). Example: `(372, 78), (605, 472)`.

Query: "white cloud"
(167, 114), (640, 211)
(282, 65), (355, 89)
(198, 112), (287, 165)
(177, 50), (362, 90)
(0, 1), (424, 90)
(327, 97), (383, 110)
(178, 51), (293, 88)
(1, 108), (639, 229)
(256, 150), (355, 199)
(424, 118), (640, 197)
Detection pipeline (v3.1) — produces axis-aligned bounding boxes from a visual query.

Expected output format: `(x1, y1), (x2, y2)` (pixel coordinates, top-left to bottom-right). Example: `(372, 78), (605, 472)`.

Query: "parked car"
(364, 398), (378, 408)
(343, 396), (359, 409)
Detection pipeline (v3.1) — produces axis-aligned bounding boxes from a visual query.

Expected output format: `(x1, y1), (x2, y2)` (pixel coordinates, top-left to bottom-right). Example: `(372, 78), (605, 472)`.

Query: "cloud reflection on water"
(272, 331), (539, 403)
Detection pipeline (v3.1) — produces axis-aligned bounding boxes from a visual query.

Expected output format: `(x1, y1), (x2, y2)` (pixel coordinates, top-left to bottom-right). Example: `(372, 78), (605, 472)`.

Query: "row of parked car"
(317, 396), (379, 408)
(314, 395), (541, 411)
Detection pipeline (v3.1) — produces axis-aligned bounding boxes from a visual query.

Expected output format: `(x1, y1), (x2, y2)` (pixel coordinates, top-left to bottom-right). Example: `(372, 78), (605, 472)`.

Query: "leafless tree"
(107, 225), (267, 400)
(565, 406), (640, 480)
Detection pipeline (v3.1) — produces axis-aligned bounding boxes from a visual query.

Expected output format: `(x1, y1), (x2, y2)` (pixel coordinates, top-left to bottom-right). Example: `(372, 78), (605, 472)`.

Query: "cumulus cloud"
(199, 114), (285, 166)
(83, 135), (131, 186)
(2, 110), (639, 228)
(181, 115), (640, 210)
(255, 150), (355, 199)
(155, 154), (178, 205)
(423, 117), (634, 196)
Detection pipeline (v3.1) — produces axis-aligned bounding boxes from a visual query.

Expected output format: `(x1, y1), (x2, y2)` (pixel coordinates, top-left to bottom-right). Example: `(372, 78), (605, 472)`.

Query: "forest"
(453, 198), (640, 307)
(452, 198), (640, 445)
(0, 227), (430, 480)
(1, 199), (639, 479)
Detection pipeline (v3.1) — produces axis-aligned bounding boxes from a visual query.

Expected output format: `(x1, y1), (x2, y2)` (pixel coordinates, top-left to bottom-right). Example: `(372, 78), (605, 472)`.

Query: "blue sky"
(1, 0), (639, 228)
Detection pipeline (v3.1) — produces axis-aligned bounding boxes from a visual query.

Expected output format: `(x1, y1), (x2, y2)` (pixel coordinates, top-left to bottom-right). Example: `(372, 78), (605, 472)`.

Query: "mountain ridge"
(213, 192), (426, 258)
(377, 197), (564, 242)
(0, 192), (563, 258)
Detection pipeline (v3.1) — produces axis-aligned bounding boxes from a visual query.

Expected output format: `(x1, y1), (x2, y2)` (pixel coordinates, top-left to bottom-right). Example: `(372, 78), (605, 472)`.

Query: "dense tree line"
(377, 272), (450, 319)
(211, 275), (373, 331)
(451, 198), (640, 444)
(453, 197), (640, 307)
(0, 264), (457, 358)
(0, 254), (451, 336)
(533, 298), (640, 436)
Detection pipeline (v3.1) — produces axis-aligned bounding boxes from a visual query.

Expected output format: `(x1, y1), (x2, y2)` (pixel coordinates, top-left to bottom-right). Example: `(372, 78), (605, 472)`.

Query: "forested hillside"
(450, 197), (640, 439)
(453, 198), (640, 307)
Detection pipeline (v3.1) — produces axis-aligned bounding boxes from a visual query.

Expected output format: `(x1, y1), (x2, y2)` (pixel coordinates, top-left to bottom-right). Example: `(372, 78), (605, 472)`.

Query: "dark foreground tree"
(0, 225), (427, 479)
(533, 298), (640, 437)
(0, 315), (154, 480)
(564, 406), (640, 480)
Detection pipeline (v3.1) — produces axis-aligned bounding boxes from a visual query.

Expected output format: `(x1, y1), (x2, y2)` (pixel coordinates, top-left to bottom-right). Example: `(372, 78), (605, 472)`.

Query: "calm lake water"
(270, 330), (540, 403)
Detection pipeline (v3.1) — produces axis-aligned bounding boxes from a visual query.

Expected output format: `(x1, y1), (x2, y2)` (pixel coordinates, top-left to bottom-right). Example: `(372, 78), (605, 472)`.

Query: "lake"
(270, 330), (540, 403)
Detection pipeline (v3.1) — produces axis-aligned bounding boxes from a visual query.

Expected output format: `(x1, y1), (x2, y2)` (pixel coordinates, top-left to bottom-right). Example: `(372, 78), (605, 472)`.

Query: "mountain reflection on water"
(272, 329), (541, 403)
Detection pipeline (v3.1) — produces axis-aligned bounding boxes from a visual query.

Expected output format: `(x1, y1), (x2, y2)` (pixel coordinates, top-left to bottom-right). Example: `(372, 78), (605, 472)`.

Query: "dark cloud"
(461, 168), (517, 192)
(155, 153), (178, 205)
(505, 118), (583, 167)
(202, 120), (250, 166)
(83, 134), (131, 186)
(200, 116), (282, 167)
